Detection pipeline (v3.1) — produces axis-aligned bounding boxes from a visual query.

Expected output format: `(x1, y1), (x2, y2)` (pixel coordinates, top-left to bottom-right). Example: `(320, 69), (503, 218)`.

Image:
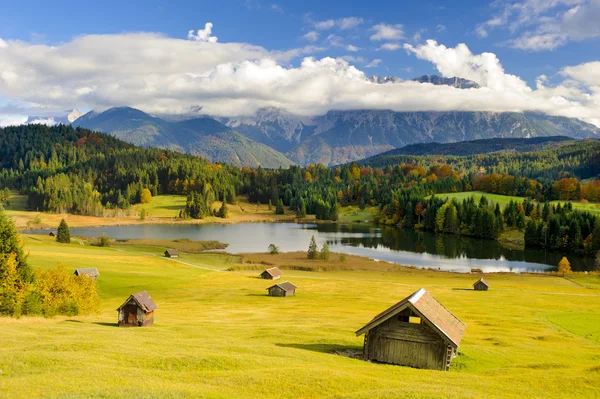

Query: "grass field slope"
(0, 235), (599, 398)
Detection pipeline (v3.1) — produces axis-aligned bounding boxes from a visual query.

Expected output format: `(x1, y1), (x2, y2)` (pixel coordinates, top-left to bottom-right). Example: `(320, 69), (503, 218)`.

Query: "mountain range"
(61, 74), (600, 167)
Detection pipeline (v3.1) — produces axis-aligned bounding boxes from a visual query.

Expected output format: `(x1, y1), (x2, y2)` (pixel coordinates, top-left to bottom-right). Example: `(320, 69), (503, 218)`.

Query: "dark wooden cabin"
(473, 278), (489, 291)
(74, 268), (100, 280)
(356, 288), (466, 371)
(117, 291), (157, 327)
(164, 249), (180, 258)
(267, 281), (296, 297)
(260, 267), (282, 280)
(48, 232), (55, 237)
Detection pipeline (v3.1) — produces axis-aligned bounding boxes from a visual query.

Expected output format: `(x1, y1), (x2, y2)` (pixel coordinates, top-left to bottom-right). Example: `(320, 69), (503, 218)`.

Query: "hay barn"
(267, 281), (296, 297)
(117, 291), (157, 327)
(74, 268), (100, 280)
(260, 267), (282, 280)
(164, 249), (180, 258)
(473, 278), (489, 291)
(356, 288), (466, 371)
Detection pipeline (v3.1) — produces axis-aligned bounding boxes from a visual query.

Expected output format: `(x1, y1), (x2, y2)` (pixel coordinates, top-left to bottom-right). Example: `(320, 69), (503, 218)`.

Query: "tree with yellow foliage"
(140, 188), (153, 204)
(557, 256), (572, 275)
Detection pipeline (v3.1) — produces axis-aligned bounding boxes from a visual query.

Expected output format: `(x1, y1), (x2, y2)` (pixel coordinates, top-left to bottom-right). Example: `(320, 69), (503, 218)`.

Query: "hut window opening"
(398, 315), (410, 322)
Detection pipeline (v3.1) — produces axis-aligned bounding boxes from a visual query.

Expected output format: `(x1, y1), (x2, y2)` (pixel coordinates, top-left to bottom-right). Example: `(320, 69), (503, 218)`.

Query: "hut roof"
(355, 288), (466, 347)
(165, 249), (180, 256)
(263, 267), (282, 278)
(267, 281), (297, 292)
(74, 268), (100, 278)
(473, 278), (489, 287)
(117, 290), (157, 313)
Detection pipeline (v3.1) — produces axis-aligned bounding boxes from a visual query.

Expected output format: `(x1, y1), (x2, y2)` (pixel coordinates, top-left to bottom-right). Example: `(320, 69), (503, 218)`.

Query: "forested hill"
(368, 136), (575, 157)
(0, 124), (246, 214)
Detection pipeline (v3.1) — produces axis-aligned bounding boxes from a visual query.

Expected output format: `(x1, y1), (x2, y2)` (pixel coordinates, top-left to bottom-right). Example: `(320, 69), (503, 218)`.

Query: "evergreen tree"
(218, 195), (230, 219)
(524, 220), (539, 248)
(320, 242), (330, 261)
(307, 235), (319, 260)
(592, 223), (600, 252)
(296, 198), (307, 218)
(275, 199), (285, 215)
(595, 251), (600, 272)
(56, 219), (71, 244)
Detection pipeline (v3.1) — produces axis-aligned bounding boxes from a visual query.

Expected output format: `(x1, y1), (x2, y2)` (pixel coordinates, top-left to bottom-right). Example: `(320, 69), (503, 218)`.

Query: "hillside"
(367, 136), (575, 157)
(73, 107), (293, 168)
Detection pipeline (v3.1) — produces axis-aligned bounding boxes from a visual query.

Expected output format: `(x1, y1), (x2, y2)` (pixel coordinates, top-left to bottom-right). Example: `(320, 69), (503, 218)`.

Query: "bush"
(339, 253), (347, 263)
(97, 234), (110, 247)
(139, 208), (146, 221)
(268, 244), (279, 254)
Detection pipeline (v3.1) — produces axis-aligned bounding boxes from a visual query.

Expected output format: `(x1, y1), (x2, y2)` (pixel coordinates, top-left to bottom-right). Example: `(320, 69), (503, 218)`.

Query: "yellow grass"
(0, 234), (599, 398)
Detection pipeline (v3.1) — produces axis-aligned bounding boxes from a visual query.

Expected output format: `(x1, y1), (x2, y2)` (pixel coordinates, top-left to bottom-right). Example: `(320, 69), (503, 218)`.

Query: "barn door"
(124, 304), (138, 325)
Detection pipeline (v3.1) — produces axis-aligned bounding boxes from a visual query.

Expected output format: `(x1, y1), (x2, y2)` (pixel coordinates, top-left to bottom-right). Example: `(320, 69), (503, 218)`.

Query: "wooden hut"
(74, 268), (100, 280)
(267, 281), (296, 297)
(48, 232), (55, 237)
(473, 278), (489, 291)
(355, 288), (466, 371)
(164, 249), (180, 258)
(260, 267), (282, 280)
(117, 291), (157, 327)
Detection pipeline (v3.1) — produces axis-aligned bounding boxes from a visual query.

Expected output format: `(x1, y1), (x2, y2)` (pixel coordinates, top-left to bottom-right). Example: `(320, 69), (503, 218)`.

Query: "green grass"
(338, 205), (375, 222)
(133, 194), (187, 218)
(1, 234), (599, 398)
(432, 191), (525, 207)
(549, 200), (600, 215)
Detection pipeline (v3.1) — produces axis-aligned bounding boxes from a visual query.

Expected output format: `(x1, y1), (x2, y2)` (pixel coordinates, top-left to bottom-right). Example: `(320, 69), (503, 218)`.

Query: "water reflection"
(27, 222), (593, 272)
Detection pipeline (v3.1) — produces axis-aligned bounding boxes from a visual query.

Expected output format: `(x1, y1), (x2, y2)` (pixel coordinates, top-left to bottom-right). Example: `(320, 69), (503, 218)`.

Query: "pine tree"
(218, 196), (230, 219)
(296, 198), (307, 218)
(0, 206), (32, 283)
(275, 199), (285, 215)
(595, 251), (600, 272)
(320, 242), (330, 261)
(557, 256), (572, 275)
(56, 219), (71, 244)
(307, 235), (319, 260)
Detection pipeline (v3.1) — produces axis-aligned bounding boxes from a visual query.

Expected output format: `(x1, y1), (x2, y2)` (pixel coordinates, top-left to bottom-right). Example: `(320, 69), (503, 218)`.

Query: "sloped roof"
(263, 267), (283, 277)
(74, 268), (100, 278)
(473, 278), (489, 287)
(165, 249), (180, 255)
(267, 281), (297, 292)
(117, 290), (157, 313)
(355, 288), (466, 347)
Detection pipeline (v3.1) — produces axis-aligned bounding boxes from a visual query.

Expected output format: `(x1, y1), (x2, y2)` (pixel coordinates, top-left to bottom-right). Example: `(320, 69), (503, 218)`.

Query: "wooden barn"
(164, 249), (180, 258)
(355, 288), (466, 371)
(473, 278), (489, 291)
(260, 267), (282, 280)
(74, 268), (100, 280)
(117, 291), (157, 327)
(267, 281), (296, 297)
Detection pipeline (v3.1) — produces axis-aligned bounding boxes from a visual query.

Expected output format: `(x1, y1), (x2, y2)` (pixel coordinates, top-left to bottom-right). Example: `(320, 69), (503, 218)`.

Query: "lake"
(29, 222), (594, 273)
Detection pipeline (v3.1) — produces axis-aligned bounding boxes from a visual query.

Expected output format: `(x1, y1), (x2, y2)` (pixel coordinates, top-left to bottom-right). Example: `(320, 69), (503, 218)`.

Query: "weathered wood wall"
(474, 281), (488, 291)
(364, 310), (449, 370)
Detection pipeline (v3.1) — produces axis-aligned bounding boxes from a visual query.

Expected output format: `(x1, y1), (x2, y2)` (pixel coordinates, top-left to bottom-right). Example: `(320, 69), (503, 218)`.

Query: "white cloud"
(346, 44), (359, 52)
(0, 114), (27, 127)
(27, 117), (57, 126)
(436, 25), (447, 32)
(314, 17), (363, 31)
(378, 43), (402, 51)
(338, 17), (364, 30)
(0, 33), (599, 127)
(370, 23), (405, 41)
(302, 31), (319, 42)
(315, 19), (335, 30)
(188, 22), (218, 43)
(365, 59), (382, 68)
(476, 0), (600, 51)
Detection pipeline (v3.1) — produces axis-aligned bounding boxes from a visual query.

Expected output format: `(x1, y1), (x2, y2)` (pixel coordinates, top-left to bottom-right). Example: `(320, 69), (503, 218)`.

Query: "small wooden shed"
(260, 267), (282, 280)
(267, 281), (297, 297)
(48, 232), (55, 237)
(356, 288), (466, 371)
(117, 291), (157, 327)
(473, 278), (489, 291)
(164, 249), (180, 258)
(74, 268), (100, 280)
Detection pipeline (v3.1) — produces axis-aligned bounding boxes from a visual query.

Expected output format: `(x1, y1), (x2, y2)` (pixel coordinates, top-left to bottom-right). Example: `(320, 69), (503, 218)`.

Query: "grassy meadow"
(0, 234), (599, 398)
(432, 191), (525, 207)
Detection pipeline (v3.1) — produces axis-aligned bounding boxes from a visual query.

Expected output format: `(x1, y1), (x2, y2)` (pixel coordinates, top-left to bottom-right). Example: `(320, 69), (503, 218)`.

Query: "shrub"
(339, 253), (347, 263)
(139, 208), (146, 221)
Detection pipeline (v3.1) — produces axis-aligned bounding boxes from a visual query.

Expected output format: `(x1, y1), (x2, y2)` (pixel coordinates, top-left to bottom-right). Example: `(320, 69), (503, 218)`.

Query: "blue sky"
(1, 0), (599, 125)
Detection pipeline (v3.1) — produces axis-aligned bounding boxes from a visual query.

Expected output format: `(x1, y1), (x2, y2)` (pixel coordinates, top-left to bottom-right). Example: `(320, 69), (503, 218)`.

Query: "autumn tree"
(557, 256), (572, 275)
(140, 188), (153, 204)
(0, 206), (33, 283)
(56, 219), (71, 243)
